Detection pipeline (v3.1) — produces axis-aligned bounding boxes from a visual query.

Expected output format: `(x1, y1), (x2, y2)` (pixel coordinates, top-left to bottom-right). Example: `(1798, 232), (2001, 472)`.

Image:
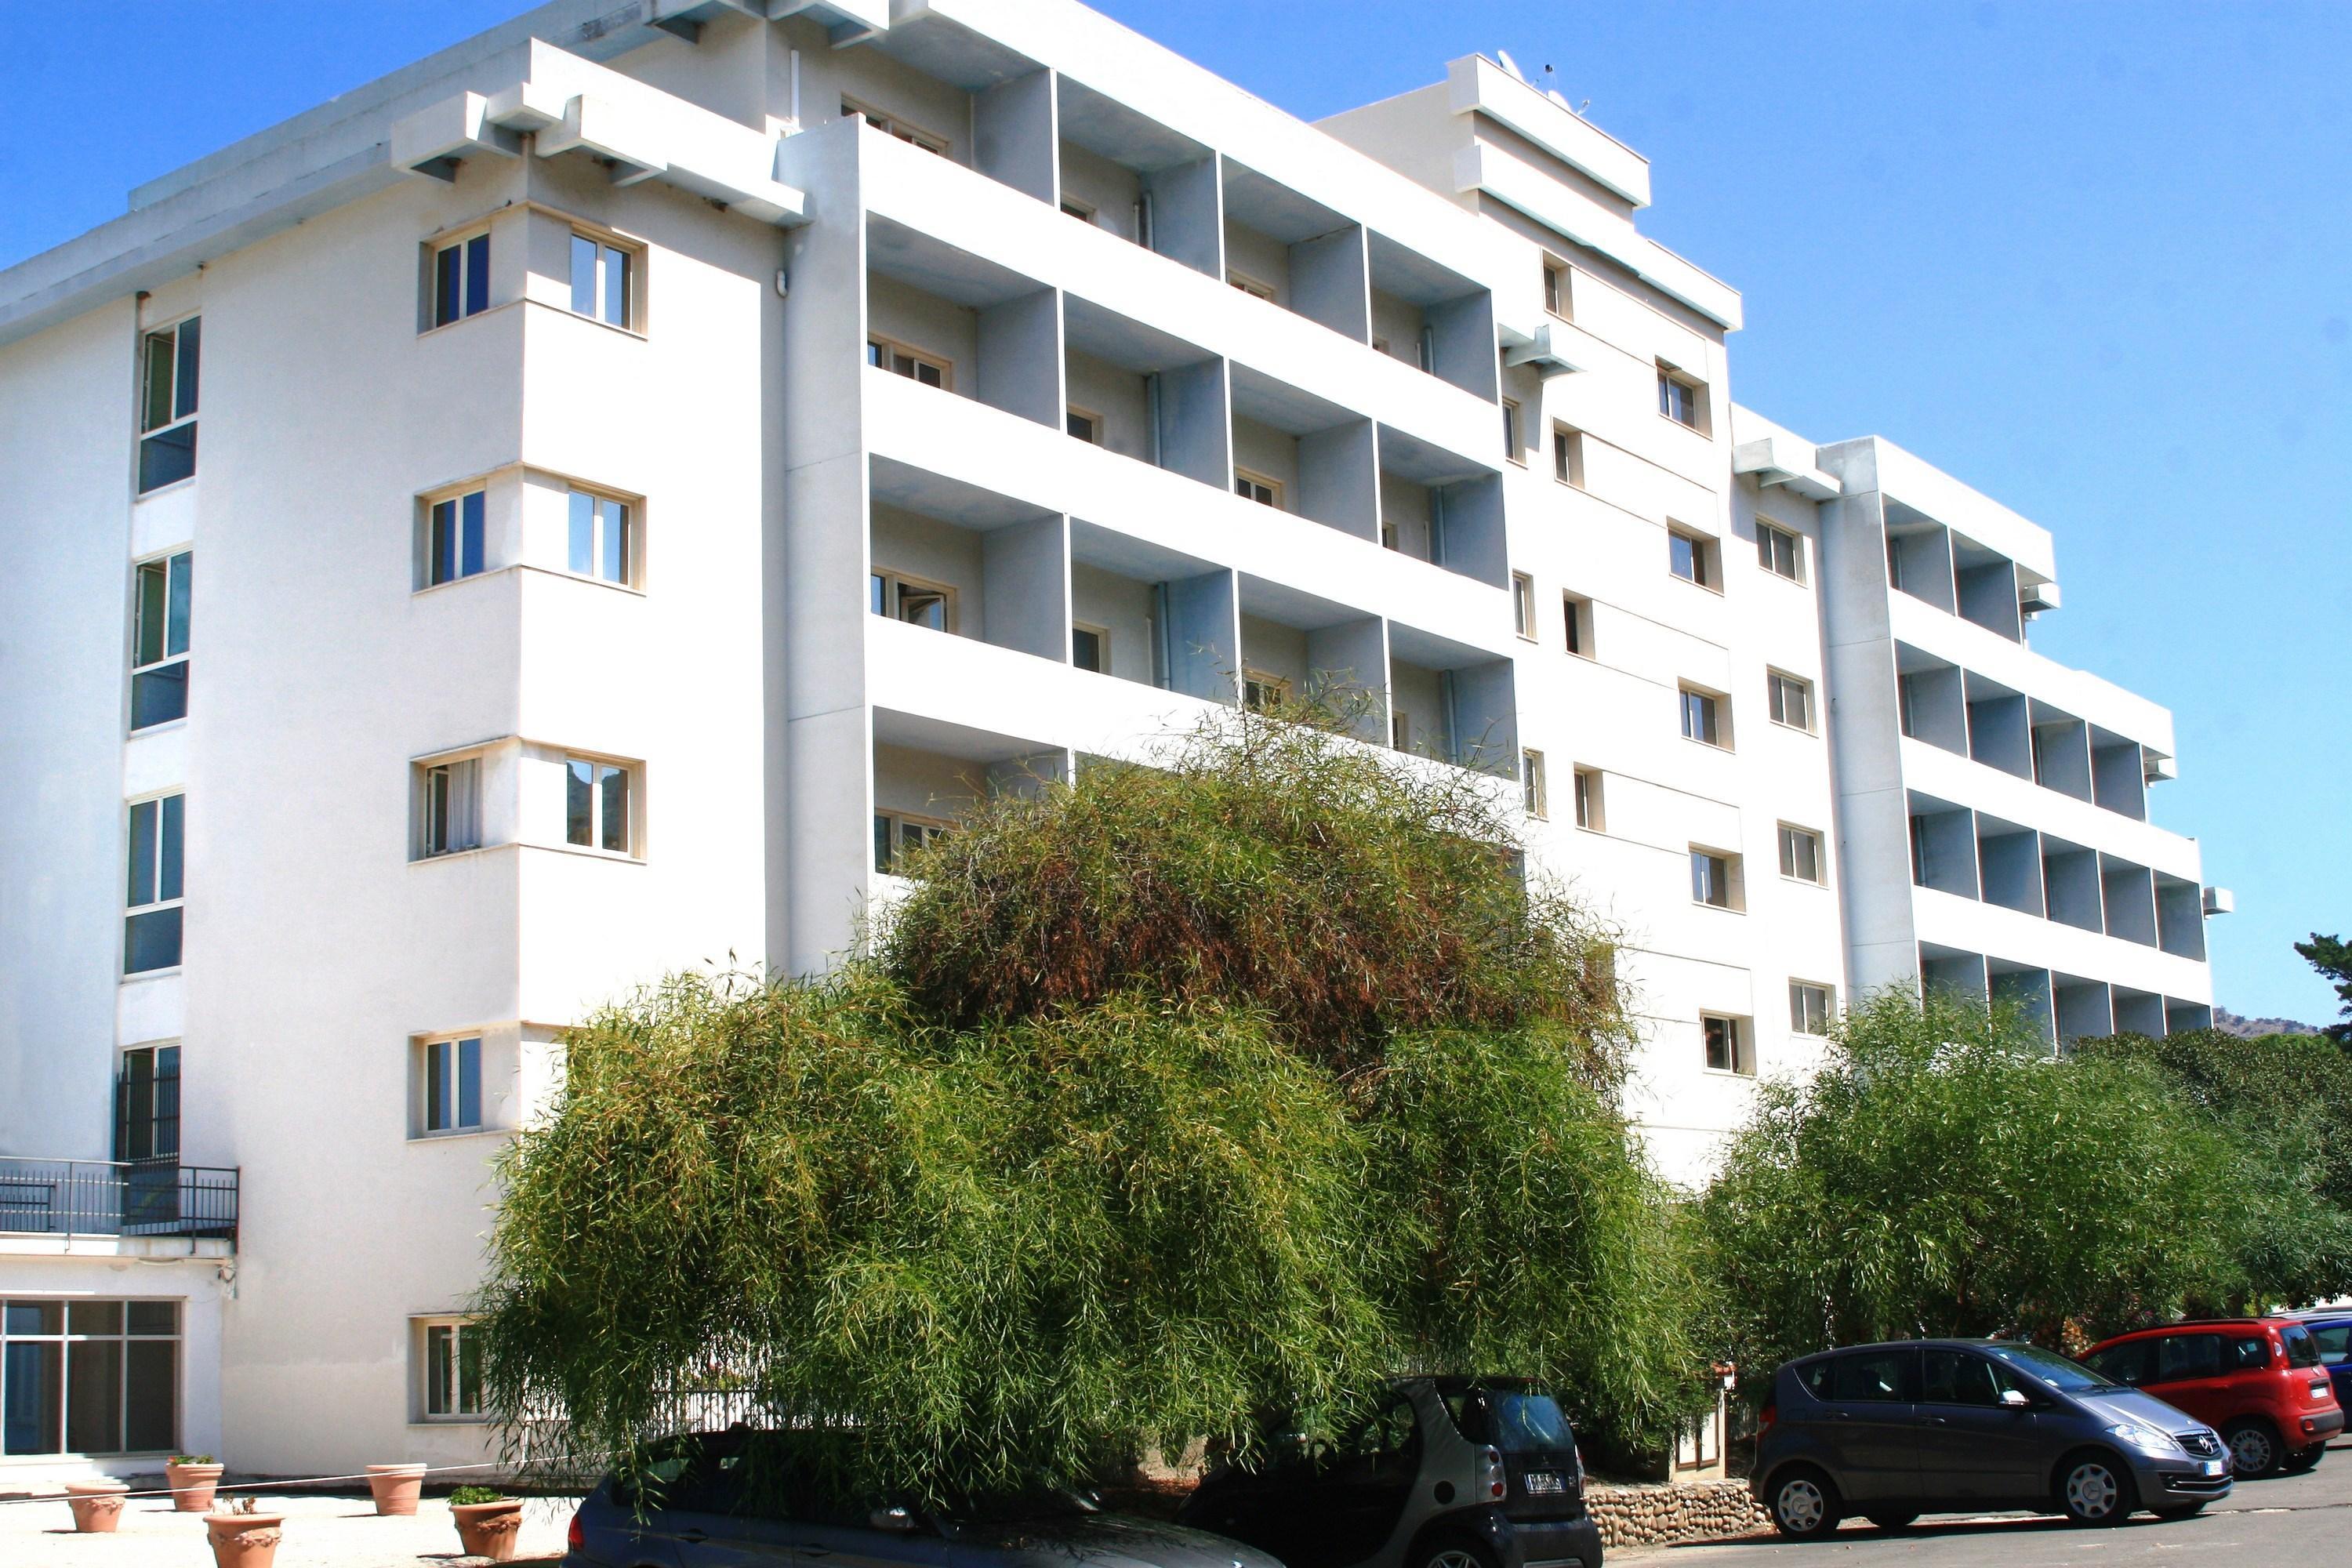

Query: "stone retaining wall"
(1584, 1479), (1768, 1549)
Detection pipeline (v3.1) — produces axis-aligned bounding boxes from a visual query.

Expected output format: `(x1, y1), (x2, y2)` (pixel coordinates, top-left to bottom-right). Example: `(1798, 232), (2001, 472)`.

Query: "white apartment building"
(0, 0), (2217, 1483)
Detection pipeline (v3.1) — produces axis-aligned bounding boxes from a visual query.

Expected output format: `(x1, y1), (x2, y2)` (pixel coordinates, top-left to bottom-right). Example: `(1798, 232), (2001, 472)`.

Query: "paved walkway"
(0, 1490), (582, 1566)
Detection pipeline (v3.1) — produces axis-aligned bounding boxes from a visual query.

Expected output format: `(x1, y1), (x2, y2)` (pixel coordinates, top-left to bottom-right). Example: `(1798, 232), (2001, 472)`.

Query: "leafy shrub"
(448, 1486), (506, 1505)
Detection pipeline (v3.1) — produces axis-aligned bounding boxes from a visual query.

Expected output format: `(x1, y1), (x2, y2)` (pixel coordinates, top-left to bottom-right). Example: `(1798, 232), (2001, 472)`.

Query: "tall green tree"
(2293, 932), (2352, 1045)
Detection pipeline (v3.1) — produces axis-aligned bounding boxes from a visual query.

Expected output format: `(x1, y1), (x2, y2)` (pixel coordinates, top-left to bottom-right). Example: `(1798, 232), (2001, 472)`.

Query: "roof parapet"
(1443, 56), (1650, 208)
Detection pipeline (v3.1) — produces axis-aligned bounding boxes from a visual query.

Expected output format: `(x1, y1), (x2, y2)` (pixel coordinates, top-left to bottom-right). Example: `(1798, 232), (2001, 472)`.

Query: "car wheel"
(2281, 1444), (2325, 1475)
(2151, 1503), (2206, 1520)
(1864, 1512), (1917, 1532)
(2058, 1452), (2136, 1526)
(1415, 1538), (1497, 1568)
(1769, 1467), (1842, 1539)
(2223, 1419), (2281, 1478)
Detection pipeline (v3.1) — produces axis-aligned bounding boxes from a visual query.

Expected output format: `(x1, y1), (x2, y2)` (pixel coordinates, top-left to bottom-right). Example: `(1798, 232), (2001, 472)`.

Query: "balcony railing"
(0, 1157), (237, 1243)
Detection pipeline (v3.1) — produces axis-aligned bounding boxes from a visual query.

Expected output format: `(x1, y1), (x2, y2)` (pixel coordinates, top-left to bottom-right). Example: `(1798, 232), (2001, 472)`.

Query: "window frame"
(1702, 1014), (1755, 1076)
(1072, 621), (1111, 673)
(870, 567), (959, 634)
(1501, 397), (1524, 463)
(426, 230), (493, 330)
(865, 333), (953, 390)
(124, 791), (186, 975)
(1522, 749), (1547, 818)
(419, 485), (489, 590)
(1243, 668), (1292, 713)
(0, 1298), (182, 1457)
(416, 1317), (486, 1422)
(1562, 593), (1592, 659)
(1766, 670), (1816, 734)
(1757, 521), (1805, 583)
(564, 753), (637, 858)
(1667, 526), (1719, 590)
(1552, 423), (1586, 488)
(413, 752), (484, 862)
(1657, 362), (1707, 432)
(1573, 766), (1603, 831)
(1541, 257), (1571, 320)
(135, 315), (200, 495)
(1233, 468), (1283, 509)
(416, 1033), (485, 1137)
(873, 808), (953, 875)
(1679, 684), (1730, 749)
(1511, 572), (1537, 640)
(1065, 405), (1103, 445)
(842, 95), (949, 154)
(1690, 845), (1743, 911)
(1226, 269), (1277, 303)
(566, 486), (637, 588)
(1391, 709), (1411, 752)
(1777, 822), (1827, 885)
(567, 229), (641, 332)
(1060, 195), (1098, 223)
(1790, 981), (1835, 1037)
(129, 550), (194, 731)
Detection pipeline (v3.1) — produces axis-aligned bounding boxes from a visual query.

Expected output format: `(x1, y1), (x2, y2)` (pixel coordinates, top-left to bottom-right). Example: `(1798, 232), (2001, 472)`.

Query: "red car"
(2082, 1318), (2344, 1477)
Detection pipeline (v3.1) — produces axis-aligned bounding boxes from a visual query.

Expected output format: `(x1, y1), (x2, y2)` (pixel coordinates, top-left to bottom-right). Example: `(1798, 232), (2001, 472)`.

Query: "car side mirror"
(869, 1506), (921, 1534)
(2000, 1389), (2031, 1409)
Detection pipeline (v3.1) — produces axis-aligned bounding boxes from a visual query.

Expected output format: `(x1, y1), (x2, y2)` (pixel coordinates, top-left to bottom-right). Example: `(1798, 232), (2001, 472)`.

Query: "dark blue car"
(2291, 1313), (2352, 1408)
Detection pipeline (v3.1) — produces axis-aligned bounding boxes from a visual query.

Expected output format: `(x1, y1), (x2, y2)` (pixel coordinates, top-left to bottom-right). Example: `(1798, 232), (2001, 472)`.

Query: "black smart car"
(1178, 1377), (1602, 1568)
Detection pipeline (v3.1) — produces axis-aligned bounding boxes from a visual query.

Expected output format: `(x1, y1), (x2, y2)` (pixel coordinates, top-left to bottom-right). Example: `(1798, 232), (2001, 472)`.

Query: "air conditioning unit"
(2144, 753), (2179, 783)
(2202, 886), (2235, 916)
(2019, 579), (2060, 614)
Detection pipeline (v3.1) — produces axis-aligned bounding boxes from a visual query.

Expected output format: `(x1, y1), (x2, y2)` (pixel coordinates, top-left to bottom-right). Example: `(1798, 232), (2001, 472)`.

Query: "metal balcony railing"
(0, 1156), (237, 1243)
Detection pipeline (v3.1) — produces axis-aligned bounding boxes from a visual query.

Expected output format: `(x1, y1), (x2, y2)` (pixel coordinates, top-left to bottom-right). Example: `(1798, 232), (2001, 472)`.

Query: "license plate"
(2200, 1460), (2226, 1477)
(1523, 1472), (1565, 1494)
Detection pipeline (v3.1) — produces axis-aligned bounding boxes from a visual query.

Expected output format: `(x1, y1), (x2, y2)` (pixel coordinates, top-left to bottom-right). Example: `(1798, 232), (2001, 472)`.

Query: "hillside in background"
(2216, 1007), (2321, 1038)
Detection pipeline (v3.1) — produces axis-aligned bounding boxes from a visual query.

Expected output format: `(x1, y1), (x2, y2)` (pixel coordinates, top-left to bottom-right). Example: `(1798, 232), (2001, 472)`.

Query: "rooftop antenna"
(1495, 49), (1526, 83)
(1541, 63), (1588, 116)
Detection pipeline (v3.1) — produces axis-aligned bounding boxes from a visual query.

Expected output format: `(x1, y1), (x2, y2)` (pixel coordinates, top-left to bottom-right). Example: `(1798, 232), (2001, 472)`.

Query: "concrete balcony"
(1909, 884), (2212, 1007)
(1896, 735), (2200, 881)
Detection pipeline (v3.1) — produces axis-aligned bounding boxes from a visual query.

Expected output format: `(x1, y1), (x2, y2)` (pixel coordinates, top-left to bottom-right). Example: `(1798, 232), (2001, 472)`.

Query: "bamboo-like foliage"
(476, 712), (1693, 1499)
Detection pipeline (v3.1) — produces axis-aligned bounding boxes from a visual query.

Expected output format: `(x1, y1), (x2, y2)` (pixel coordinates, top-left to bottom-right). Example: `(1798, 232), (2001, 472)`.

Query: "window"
(1657, 363), (1704, 430)
(1234, 470), (1281, 508)
(1066, 406), (1102, 444)
(1562, 593), (1592, 658)
(1767, 670), (1814, 732)
(1542, 260), (1570, 318)
(136, 317), (200, 493)
(1703, 1014), (1754, 1076)
(425, 488), (487, 587)
(1778, 823), (1824, 884)
(870, 568), (955, 633)
(1227, 270), (1276, 302)
(1392, 710), (1410, 751)
(1909, 812), (1929, 886)
(1522, 750), (1547, 818)
(114, 1045), (180, 1163)
(568, 233), (635, 328)
(1072, 622), (1108, 673)
(565, 757), (632, 855)
(419, 1319), (484, 1419)
(130, 552), (192, 730)
(843, 96), (948, 154)
(1679, 685), (1726, 747)
(873, 811), (950, 873)
(1061, 196), (1096, 223)
(1243, 670), (1290, 712)
(1573, 767), (1603, 830)
(0, 1299), (180, 1456)
(1511, 572), (1537, 639)
(1920, 1349), (2027, 1409)
(1690, 848), (1740, 909)
(1501, 398), (1522, 462)
(1790, 982), (1834, 1036)
(866, 335), (949, 388)
(420, 1036), (482, 1134)
(1885, 532), (1905, 593)
(431, 232), (492, 328)
(567, 490), (632, 585)
(1552, 423), (1585, 488)
(416, 757), (481, 859)
(1758, 521), (1802, 581)
(125, 793), (184, 974)
(1668, 527), (1716, 588)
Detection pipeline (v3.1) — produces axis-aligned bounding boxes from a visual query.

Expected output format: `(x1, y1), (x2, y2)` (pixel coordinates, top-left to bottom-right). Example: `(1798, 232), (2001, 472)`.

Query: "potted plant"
(448, 1486), (524, 1562)
(169, 1453), (226, 1512)
(63, 1478), (129, 1534)
(205, 1496), (285, 1568)
(365, 1461), (429, 1515)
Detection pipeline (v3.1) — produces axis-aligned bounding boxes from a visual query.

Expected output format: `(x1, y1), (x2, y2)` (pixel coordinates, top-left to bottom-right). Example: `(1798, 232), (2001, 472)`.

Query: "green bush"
(476, 713), (1690, 1501)
(448, 1486), (506, 1505)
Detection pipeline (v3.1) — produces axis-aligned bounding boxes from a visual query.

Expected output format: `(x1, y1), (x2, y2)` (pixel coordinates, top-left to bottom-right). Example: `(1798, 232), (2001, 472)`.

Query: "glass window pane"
(870, 573), (887, 615)
(128, 800), (158, 907)
(875, 815), (892, 873)
(1670, 535), (1695, 579)
(138, 423), (198, 493)
(436, 245), (462, 328)
(173, 318), (201, 420)
(126, 908), (184, 974)
(599, 766), (629, 853)
(567, 760), (593, 846)
(158, 795), (184, 902)
(5, 1301), (63, 1334)
(571, 234), (599, 316)
(166, 554), (193, 657)
(68, 1301), (123, 1335)
(465, 234), (491, 318)
(143, 332), (176, 432)
(125, 1340), (176, 1452)
(67, 1339), (122, 1454)
(132, 663), (190, 731)
(126, 1302), (176, 1337)
(426, 1326), (453, 1415)
(426, 1040), (449, 1131)
(568, 491), (595, 575)
(601, 247), (628, 325)
(430, 500), (456, 585)
(458, 1038), (481, 1129)
(461, 491), (485, 578)
(2, 1341), (62, 1454)
(457, 1327), (483, 1414)
(601, 501), (628, 584)
(136, 561), (168, 666)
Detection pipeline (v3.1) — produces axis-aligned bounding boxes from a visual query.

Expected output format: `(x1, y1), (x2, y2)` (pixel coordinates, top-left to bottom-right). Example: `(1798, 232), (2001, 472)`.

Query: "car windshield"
(2281, 1325), (2324, 1369)
(1982, 1343), (2118, 1392)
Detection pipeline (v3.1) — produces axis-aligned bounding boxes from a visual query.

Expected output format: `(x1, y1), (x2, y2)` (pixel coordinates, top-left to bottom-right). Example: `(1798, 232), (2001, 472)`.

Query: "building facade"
(0, 0), (2217, 1482)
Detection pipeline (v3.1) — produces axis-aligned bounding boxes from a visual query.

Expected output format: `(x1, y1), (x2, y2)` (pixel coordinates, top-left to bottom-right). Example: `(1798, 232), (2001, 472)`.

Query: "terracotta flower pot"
(64, 1479), (129, 1534)
(366, 1463), (429, 1515)
(452, 1498), (524, 1562)
(205, 1510), (285, 1568)
(169, 1460), (227, 1512)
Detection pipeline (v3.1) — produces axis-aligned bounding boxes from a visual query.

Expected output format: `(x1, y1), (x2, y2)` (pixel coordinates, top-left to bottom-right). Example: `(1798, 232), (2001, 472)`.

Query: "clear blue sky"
(5, 2), (2344, 1025)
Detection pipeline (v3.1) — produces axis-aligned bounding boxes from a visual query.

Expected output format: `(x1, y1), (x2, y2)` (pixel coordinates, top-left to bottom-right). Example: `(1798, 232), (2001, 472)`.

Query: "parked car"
(1751, 1338), (2231, 1537)
(564, 1428), (1284, 1568)
(2286, 1310), (2352, 1410)
(1178, 1377), (1602, 1568)
(2081, 1317), (2344, 1478)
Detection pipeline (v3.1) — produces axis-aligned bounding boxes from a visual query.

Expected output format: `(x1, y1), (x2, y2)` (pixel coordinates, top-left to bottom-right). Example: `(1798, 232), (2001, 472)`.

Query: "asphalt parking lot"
(1617, 1440), (2352, 1566)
